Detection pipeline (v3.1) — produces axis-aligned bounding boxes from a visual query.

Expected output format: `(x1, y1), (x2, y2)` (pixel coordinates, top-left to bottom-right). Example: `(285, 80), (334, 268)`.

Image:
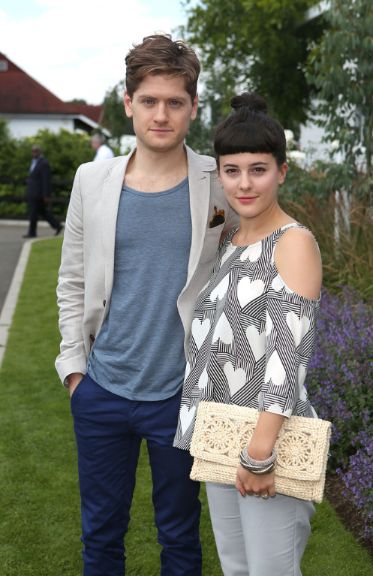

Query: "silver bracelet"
(239, 457), (276, 474)
(239, 447), (277, 475)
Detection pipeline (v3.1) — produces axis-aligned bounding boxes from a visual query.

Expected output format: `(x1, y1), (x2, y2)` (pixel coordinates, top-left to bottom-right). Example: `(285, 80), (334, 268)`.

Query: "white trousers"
(206, 482), (315, 576)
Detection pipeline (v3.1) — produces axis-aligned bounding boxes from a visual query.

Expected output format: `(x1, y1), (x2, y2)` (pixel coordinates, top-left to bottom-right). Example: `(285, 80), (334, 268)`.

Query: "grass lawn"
(0, 238), (372, 575)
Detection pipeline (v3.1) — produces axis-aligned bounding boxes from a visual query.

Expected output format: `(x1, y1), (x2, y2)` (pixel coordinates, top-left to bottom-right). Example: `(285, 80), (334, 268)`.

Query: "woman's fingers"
(236, 467), (277, 497)
(235, 477), (246, 497)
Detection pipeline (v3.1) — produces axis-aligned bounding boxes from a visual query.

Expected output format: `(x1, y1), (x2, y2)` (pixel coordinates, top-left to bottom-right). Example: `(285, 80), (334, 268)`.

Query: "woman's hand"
(235, 466), (276, 499)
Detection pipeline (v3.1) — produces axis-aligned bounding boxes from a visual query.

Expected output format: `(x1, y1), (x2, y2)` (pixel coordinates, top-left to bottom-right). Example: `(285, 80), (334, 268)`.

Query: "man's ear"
(191, 95), (198, 121)
(124, 92), (133, 118)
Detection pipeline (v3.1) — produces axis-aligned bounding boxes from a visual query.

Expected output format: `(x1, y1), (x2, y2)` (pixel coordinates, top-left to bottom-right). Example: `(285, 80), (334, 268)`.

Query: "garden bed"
(326, 475), (373, 558)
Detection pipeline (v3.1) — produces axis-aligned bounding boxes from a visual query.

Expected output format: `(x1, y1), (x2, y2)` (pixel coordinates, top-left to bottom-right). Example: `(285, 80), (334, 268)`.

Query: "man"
(56, 34), (237, 576)
(24, 145), (62, 238)
(90, 132), (115, 161)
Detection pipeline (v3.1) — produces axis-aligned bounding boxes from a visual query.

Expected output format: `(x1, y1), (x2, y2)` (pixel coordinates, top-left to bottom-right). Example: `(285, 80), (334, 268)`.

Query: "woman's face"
(219, 152), (287, 220)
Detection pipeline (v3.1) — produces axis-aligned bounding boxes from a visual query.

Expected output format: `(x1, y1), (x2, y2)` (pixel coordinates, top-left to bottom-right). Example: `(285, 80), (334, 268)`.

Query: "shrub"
(0, 126), (94, 219)
(306, 287), (373, 540)
(338, 430), (373, 541)
(282, 166), (373, 299)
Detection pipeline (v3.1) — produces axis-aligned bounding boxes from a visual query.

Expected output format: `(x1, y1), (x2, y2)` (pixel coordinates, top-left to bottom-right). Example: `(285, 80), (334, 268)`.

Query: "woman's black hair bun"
(230, 92), (267, 114)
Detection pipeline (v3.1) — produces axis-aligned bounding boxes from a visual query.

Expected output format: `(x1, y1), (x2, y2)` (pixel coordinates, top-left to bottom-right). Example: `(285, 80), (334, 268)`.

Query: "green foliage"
(0, 118), (11, 143)
(281, 164), (373, 300)
(0, 125), (94, 218)
(294, 0), (373, 296)
(0, 125), (93, 183)
(186, 95), (214, 155)
(27, 129), (94, 182)
(0, 239), (372, 574)
(66, 98), (88, 105)
(283, 159), (357, 201)
(0, 123), (30, 218)
(187, 69), (234, 154)
(102, 81), (134, 146)
(181, 0), (326, 134)
(307, 0), (373, 188)
(0, 120), (18, 182)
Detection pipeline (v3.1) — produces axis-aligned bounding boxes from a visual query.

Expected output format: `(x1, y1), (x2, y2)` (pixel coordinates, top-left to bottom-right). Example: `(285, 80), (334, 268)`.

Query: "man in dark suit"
(24, 145), (62, 238)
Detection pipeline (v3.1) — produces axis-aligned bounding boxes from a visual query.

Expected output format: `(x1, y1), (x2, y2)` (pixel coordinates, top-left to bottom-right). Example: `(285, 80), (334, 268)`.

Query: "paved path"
(0, 220), (61, 366)
(0, 221), (53, 311)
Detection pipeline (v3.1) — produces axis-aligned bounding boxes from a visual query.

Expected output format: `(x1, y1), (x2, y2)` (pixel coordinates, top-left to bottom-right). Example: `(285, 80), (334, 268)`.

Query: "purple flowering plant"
(306, 287), (373, 540)
(338, 430), (373, 540)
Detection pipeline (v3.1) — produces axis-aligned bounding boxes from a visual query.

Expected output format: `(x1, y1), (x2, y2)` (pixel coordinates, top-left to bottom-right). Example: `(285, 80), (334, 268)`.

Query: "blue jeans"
(71, 374), (201, 576)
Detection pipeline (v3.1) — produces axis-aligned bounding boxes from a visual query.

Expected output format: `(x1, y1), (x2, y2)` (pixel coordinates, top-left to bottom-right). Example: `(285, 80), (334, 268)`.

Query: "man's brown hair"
(125, 34), (200, 100)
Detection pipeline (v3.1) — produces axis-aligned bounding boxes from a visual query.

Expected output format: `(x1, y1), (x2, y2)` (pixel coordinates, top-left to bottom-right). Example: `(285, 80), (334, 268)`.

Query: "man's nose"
(154, 103), (168, 122)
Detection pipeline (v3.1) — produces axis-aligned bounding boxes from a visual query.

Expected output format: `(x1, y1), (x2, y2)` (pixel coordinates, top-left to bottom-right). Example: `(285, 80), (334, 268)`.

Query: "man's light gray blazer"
(55, 146), (237, 384)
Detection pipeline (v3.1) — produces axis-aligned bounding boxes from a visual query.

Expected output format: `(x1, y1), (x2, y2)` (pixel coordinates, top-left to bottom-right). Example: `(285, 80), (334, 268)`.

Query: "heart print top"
(174, 223), (320, 450)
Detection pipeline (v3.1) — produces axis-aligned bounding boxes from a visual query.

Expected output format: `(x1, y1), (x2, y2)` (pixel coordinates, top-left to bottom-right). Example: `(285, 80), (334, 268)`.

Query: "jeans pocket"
(70, 373), (89, 410)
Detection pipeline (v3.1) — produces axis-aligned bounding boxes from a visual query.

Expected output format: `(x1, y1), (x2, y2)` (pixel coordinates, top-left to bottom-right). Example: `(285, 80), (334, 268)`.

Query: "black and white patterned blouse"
(174, 223), (320, 451)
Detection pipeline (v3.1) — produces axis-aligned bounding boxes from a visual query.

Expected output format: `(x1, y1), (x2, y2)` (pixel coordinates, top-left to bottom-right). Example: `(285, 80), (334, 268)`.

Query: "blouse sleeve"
(259, 276), (319, 417)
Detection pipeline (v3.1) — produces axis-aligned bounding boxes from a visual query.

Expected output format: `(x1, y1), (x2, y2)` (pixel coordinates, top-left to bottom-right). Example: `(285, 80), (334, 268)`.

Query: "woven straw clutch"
(190, 401), (332, 502)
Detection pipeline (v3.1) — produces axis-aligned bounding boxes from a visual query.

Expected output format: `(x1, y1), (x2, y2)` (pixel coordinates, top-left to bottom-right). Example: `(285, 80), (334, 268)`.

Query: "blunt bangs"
(214, 113), (287, 166)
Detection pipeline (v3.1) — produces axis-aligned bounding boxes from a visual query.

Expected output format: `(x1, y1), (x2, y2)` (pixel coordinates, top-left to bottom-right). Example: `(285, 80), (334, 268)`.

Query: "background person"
(56, 34), (237, 576)
(174, 92), (322, 576)
(24, 145), (62, 238)
(90, 132), (115, 161)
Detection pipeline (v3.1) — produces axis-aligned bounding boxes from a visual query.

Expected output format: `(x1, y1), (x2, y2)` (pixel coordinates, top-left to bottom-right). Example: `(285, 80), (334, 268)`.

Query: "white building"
(0, 52), (106, 138)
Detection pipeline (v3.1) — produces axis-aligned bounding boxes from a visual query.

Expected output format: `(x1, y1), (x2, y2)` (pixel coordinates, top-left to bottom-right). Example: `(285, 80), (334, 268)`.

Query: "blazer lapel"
(101, 152), (134, 300)
(185, 146), (216, 288)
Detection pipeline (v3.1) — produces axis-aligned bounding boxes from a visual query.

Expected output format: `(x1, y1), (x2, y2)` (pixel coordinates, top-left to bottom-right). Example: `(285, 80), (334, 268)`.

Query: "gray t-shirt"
(88, 178), (191, 400)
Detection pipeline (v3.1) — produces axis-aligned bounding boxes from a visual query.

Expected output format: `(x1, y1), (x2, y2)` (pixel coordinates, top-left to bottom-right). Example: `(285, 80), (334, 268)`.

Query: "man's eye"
(169, 100), (182, 108)
(142, 98), (155, 105)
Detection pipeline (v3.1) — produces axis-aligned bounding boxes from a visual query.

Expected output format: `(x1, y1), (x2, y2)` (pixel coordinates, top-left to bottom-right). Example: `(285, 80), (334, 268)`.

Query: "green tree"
(186, 68), (234, 154)
(185, 111), (213, 155)
(307, 0), (373, 200)
(101, 81), (134, 146)
(0, 118), (10, 143)
(29, 129), (93, 182)
(180, 0), (325, 135)
(0, 120), (18, 182)
(66, 98), (88, 105)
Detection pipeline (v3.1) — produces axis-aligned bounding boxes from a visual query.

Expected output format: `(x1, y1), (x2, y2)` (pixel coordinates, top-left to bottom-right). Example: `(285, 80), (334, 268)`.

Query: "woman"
(174, 93), (322, 576)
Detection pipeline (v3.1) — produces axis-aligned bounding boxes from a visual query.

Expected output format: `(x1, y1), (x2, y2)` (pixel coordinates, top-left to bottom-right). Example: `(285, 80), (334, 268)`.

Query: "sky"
(0, 0), (190, 104)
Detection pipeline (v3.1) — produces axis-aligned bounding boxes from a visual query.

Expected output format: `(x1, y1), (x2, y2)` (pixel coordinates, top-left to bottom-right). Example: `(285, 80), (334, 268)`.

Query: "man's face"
(124, 74), (198, 154)
(91, 136), (101, 151)
(31, 147), (41, 158)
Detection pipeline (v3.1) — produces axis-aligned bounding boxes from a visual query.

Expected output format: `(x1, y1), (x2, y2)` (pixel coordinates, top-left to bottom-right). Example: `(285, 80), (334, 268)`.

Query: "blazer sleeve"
(55, 166), (87, 385)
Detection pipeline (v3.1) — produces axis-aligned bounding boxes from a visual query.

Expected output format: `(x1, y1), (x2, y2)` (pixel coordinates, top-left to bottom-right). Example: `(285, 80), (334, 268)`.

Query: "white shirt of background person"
(91, 134), (115, 161)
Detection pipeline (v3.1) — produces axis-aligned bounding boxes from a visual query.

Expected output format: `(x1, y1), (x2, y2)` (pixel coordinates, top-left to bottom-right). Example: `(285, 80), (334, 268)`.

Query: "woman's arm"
(275, 227), (322, 300)
(236, 227), (322, 497)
